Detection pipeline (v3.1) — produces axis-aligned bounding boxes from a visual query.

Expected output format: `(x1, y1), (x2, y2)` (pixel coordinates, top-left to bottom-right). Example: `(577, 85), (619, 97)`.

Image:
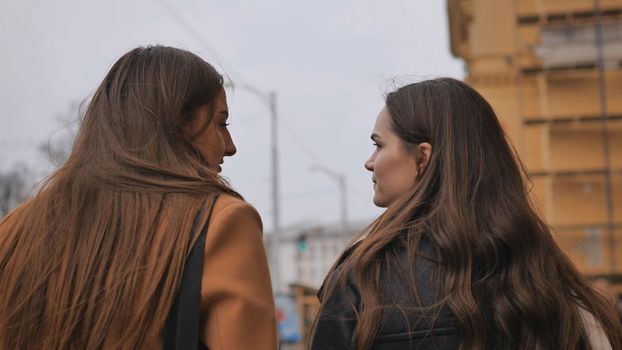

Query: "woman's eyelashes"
(219, 110), (230, 128)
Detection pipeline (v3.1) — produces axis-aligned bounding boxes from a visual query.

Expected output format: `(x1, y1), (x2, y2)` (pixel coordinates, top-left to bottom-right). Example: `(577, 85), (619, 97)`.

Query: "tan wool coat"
(145, 194), (278, 350)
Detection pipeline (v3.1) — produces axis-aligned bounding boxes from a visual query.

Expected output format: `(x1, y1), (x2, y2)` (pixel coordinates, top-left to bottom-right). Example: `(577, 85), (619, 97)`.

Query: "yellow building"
(448, 0), (622, 277)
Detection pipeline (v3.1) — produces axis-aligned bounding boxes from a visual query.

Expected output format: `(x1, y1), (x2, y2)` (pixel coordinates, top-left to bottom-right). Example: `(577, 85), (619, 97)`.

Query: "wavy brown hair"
(315, 78), (622, 349)
(0, 46), (241, 349)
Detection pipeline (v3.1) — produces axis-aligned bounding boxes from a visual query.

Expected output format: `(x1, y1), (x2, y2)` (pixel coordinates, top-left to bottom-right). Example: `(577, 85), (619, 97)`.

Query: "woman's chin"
(373, 195), (388, 208)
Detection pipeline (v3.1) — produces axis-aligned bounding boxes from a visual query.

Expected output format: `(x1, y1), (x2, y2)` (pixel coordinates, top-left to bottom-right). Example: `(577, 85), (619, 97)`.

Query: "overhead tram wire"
(154, 0), (245, 88)
(279, 118), (369, 202)
(155, 0), (365, 227)
(155, 0), (341, 175)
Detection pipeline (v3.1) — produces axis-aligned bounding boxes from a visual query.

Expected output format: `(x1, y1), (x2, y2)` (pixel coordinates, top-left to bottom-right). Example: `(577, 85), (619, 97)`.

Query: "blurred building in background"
(266, 221), (365, 349)
(448, 0), (622, 283)
(267, 221), (365, 293)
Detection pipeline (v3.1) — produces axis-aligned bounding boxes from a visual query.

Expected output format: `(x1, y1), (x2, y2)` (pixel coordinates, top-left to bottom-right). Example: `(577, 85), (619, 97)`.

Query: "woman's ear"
(418, 142), (432, 172)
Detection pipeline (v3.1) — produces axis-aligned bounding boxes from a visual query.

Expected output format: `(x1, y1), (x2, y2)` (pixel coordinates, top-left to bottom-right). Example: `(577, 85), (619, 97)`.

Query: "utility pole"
(269, 92), (281, 234)
(224, 82), (282, 290)
(224, 82), (281, 232)
(338, 173), (348, 231)
(310, 165), (348, 230)
(268, 91), (282, 293)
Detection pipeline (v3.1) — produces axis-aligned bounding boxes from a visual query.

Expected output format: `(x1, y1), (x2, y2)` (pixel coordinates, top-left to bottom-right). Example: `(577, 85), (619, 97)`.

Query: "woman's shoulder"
(375, 238), (460, 342)
(212, 194), (260, 217)
(209, 194), (263, 231)
(380, 238), (441, 298)
(320, 237), (439, 296)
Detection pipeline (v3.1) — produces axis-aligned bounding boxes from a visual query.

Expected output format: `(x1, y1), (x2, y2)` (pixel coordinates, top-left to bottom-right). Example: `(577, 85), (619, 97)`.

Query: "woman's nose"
(225, 142), (237, 157)
(364, 156), (374, 172)
(224, 133), (237, 157)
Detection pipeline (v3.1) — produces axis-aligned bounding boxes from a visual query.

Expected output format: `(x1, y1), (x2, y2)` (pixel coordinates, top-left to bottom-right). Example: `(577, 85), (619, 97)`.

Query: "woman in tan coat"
(0, 46), (277, 349)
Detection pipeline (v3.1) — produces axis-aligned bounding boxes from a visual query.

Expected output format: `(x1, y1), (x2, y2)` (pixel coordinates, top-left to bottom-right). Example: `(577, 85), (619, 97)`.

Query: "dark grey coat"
(311, 239), (490, 349)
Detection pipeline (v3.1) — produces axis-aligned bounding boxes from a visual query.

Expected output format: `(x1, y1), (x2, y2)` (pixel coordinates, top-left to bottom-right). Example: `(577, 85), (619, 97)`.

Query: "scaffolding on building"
(448, 0), (622, 279)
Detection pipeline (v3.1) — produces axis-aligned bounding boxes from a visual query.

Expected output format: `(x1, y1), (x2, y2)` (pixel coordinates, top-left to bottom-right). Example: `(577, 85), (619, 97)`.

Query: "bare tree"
(0, 101), (82, 218)
(0, 164), (31, 217)
(39, 101), (81, 166)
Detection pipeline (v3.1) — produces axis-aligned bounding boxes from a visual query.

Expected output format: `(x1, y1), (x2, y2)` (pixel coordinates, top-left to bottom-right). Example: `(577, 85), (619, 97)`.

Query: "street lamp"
(224, 81), (282, 291)
(224, 81), (281, 234)
(310, 164), (348, 231)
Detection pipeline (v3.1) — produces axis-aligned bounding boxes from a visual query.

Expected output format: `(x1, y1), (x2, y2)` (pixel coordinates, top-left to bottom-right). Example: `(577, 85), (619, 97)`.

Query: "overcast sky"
(0, 0), (464, 232)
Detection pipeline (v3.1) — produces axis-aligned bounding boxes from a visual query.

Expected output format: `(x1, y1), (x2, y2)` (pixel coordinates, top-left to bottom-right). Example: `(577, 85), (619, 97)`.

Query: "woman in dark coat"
(311, 78), (622, 349)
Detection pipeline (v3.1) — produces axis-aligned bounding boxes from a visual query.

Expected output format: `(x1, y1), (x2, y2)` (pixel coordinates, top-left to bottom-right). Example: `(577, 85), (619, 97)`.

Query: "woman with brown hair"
(310, 78), (622, 349)
(0, 46), (277, 349)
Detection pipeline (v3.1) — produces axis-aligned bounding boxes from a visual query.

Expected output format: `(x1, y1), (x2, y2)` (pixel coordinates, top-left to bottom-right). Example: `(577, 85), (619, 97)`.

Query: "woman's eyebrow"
(371, 133), (382, 141)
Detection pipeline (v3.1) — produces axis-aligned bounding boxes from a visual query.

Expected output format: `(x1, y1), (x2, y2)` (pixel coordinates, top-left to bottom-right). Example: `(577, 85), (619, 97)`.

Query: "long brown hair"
(0, 46), (240, 349)
(315, 78), (622, 349)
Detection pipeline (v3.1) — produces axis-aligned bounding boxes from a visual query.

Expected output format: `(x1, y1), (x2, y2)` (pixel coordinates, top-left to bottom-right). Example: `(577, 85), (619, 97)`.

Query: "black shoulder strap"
(163, 195), (219, 350)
